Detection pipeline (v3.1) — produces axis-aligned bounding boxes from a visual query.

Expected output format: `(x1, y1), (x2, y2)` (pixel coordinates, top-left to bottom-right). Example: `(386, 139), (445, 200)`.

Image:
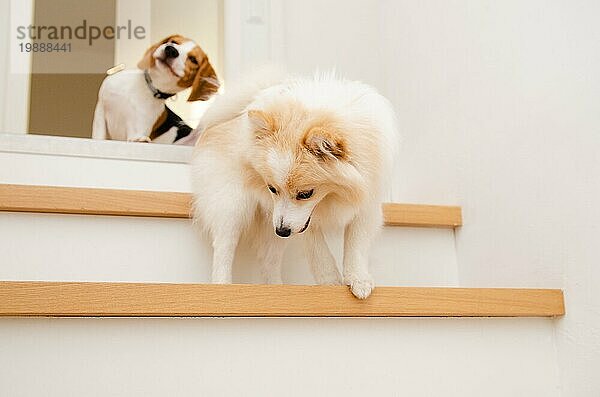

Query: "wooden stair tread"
(0, 184), (462, 228)
(0, 281), (564, 318)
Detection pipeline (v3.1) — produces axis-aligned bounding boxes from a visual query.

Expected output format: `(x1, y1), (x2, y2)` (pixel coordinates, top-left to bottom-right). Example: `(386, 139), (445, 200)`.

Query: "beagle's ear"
(137, 34), (182, 70)
(248, 110), (276, 139)
(303, 126), (348, 160)
(187, 57), (220, 101)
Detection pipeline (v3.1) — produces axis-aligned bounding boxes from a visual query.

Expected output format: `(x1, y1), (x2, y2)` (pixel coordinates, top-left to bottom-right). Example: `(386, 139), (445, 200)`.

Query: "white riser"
(0, 317), (559, 396)
(0, 212), (458, 287)
(0, 149), (192, 192)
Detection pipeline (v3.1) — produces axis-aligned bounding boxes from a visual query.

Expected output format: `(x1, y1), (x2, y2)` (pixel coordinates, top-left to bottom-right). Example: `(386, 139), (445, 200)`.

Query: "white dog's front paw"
(344, 274), (374, 299)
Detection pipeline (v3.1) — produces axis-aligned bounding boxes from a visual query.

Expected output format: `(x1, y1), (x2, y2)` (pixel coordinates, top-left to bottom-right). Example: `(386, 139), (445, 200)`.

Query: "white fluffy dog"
(191, 72), (397, 299)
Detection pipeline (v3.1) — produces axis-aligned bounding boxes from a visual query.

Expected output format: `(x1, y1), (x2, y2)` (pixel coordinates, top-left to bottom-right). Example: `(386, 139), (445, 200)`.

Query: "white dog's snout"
(273, 215), (291, 237)
(272, 199), (315, 236)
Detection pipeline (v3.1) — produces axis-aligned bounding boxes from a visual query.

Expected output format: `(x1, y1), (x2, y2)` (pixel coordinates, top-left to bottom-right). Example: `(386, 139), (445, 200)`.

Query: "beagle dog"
(92, 34), (219, 142)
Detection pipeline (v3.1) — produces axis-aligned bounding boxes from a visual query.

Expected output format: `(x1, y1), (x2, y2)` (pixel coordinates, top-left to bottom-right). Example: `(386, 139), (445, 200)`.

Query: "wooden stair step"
(0, 281), (564, 318)
(0, 184), (462, 228)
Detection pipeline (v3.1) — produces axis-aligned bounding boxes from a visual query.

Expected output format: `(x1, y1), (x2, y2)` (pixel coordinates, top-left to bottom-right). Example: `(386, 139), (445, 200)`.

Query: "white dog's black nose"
(164, 45), (179, 59)
(275, 226), (291, 238)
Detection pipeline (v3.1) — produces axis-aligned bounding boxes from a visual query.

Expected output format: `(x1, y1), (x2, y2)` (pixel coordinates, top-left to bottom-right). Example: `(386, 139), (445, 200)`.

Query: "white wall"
(0, 0), (32, 134)
(114, 0), (151, 69)
(377, 1), (600, 395)
(276, 0), (385, 91)
(273, 0), (600, 395)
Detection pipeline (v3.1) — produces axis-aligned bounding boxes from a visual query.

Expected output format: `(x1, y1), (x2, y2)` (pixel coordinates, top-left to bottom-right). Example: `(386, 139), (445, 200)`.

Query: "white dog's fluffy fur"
(191, 71), (397, 299)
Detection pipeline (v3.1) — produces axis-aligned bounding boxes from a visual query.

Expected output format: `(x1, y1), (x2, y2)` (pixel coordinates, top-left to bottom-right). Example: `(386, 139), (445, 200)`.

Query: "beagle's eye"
(189, 56), (198, 65)
(268, 185), (278, 194)
(296, 189), (314, 200)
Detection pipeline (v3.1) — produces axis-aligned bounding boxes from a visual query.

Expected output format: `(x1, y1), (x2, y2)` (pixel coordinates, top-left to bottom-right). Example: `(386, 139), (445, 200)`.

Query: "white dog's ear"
(137, 34), (183, 70)
(248, 110), (276, 138)
(303, 127), (348, 160)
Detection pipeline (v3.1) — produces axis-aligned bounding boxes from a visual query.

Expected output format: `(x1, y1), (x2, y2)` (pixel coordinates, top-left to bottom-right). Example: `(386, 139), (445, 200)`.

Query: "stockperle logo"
(15, 19), (147, 46)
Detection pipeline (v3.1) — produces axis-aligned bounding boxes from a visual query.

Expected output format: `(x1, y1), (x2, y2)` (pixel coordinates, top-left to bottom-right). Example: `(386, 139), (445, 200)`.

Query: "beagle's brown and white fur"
(92, 34), (219, 142)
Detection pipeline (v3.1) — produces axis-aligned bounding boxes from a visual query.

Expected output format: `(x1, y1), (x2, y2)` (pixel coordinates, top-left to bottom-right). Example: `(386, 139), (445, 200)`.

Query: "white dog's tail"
(196, 65), (287, 134)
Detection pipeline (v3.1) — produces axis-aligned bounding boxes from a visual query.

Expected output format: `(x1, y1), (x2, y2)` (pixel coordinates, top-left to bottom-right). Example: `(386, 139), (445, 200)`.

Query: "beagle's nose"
(164, 45), (179, 59)
(275, 226), (291, 238)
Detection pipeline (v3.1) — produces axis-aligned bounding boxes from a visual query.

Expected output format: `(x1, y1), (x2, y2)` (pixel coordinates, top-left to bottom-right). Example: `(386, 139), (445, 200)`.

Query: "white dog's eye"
(296, 189), (314, 200)
(268, 185), (278, 194)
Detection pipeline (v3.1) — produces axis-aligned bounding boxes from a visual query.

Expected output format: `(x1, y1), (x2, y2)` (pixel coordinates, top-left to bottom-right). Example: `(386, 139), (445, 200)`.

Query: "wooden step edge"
(0, 184), (462, 228)
(0, 281), (564, 318)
